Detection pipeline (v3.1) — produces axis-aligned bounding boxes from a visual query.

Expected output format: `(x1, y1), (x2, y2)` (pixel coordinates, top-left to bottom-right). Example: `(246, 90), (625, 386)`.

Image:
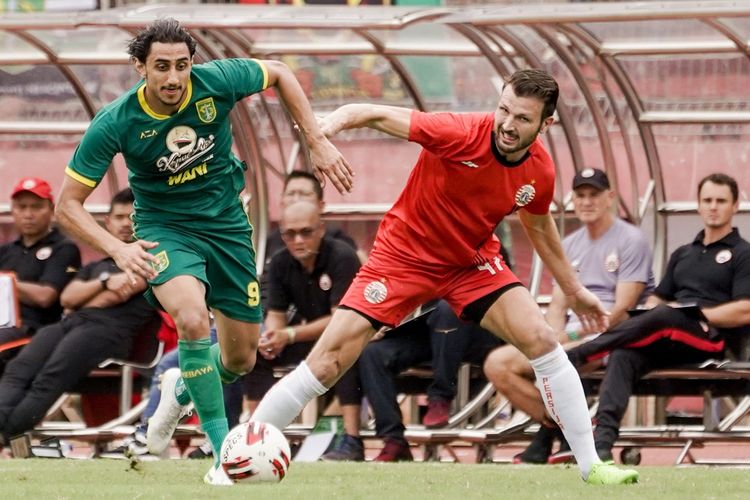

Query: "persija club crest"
(514, 184), (536, 207)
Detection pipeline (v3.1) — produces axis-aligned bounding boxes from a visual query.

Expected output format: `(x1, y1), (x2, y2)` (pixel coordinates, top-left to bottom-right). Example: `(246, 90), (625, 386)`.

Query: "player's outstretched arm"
(262, 59), (353, 194)
(519, 210), (609, 334)
(57, 176), (158, 284)
(319, 103), (412, 140)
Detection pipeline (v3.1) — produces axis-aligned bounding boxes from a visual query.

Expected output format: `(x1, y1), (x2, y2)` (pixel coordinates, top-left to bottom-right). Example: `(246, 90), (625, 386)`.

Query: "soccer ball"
(220, 421), (291, 483)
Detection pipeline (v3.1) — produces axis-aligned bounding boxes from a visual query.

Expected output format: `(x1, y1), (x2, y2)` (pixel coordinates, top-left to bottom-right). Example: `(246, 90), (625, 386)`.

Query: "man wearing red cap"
(0, 177), (81, 373)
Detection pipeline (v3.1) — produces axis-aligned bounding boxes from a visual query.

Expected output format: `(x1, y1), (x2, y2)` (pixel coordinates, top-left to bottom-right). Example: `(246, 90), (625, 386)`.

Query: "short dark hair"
(698, 173), (739, 202)
(127, 18), (197, 63)
(283, 170), (323, 201)
(506, 69), (559, 121)
(110, 187), (134, 212)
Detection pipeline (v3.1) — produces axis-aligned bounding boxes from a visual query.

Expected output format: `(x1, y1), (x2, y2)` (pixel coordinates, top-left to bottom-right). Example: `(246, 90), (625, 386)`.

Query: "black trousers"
(566, 305), (722, 447)
(0, 314), (134, 438)
(0, 325), (33, 376)
(359, 300), (502, 440)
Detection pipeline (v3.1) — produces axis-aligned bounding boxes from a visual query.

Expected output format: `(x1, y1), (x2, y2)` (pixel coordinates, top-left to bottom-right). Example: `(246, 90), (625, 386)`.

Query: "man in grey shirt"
(484, 168), (655, 463)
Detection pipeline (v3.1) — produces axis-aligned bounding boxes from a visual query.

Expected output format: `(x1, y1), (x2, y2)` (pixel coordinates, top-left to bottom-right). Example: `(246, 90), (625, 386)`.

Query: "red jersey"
(373, 111), (556, 268)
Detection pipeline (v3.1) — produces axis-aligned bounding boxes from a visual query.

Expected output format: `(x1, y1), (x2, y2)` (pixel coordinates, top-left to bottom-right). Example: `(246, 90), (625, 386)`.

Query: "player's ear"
(539, 115), (555, 134)
(133, 58), (146, 79)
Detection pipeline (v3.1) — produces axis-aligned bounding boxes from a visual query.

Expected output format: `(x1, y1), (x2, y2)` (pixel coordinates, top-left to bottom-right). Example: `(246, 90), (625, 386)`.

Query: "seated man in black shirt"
(0, 177), (81, 371)
(243, 200), (363, 460)
(0, 188), (160, 444)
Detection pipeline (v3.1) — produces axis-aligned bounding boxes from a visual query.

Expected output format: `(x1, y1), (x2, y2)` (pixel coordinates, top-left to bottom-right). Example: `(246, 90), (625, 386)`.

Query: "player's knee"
(225, 350), (256, 375)
(515, 322), (557, 360)
(173, 308), (210, 339)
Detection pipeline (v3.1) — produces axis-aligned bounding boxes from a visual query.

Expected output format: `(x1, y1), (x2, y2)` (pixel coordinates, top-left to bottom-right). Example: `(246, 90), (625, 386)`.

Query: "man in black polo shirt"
(0, 177), (80, 371)
(566, 172), (750, 461)
(243, 199), (363, 460)
(0, 188), (160, 443)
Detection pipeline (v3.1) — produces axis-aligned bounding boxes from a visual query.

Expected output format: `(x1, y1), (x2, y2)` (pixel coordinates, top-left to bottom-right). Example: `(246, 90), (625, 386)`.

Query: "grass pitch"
(2, 459), (748, 499)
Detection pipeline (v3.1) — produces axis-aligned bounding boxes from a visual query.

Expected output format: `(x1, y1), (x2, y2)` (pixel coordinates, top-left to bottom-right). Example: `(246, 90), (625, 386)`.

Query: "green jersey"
(66, 58), (268, 227)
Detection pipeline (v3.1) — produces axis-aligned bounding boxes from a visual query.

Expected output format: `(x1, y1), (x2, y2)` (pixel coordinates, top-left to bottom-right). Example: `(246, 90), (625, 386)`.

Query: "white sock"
(530, 344), (601, 478)
(251, 361), (328, 430)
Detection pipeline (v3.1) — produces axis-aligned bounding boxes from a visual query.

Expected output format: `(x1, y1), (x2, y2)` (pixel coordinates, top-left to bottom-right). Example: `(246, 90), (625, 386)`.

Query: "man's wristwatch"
(98, 271), (111, 291)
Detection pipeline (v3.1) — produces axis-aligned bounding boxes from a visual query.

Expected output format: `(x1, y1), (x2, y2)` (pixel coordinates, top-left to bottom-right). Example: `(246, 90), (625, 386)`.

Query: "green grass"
(1, 459), (749, 499)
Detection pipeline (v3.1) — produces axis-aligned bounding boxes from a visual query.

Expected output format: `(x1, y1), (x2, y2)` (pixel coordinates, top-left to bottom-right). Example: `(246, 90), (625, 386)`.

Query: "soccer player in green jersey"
(56, 18), (352, 485)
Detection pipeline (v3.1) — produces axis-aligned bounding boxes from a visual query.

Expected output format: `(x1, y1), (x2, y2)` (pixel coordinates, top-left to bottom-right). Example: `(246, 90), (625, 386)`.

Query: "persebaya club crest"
(151, 251), (170, 273)
(196, 97), (217, 123)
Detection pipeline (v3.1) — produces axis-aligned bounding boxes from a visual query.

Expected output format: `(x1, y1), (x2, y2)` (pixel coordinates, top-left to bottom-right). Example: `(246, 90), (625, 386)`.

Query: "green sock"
(174, 343), (243, 404)
(209, 342), (243, 384)
(178, 338), (228, 462)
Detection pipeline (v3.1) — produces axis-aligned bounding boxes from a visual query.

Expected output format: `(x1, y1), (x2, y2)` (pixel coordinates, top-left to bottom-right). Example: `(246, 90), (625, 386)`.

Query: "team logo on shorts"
(604, 251), (620, 273)
(35, 246), (52, 261)
(319, 273), (332, 291)
(151, 251), (170, 273)
(715, 249), (732, 264)
(196, 97), (217, 123)
(364, 280), (388, 304)
(514, 184), (536, 207)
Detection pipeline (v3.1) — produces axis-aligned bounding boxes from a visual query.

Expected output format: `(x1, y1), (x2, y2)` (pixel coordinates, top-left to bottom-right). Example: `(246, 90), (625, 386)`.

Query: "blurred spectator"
(484, 167), (654, 464)
(244, 200), (363, 460)
(0, 177), (80, 373)
(0, 188), (159, 443)
(360, 299), (503, 461)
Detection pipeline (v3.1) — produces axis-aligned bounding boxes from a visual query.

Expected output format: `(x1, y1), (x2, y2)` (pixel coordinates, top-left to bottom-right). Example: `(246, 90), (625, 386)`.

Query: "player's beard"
(160, 87), (184, 106)
(495, 122), (542, 157)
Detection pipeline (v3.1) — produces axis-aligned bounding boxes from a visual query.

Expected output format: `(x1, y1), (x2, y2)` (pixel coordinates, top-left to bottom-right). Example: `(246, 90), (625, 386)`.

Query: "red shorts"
(340, 248), (520, 327)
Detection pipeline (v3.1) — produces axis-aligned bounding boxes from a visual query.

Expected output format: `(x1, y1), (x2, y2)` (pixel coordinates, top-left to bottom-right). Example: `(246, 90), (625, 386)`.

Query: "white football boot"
(204, 463), (234, 486)
(146, 368), (192, 455)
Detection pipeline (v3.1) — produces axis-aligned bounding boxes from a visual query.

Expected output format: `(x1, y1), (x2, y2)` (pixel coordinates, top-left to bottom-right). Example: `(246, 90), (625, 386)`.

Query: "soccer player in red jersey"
(253, 69), (638, 484)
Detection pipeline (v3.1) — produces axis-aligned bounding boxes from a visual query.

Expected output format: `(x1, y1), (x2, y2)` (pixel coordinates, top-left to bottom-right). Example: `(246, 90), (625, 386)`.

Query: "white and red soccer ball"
(220, 421), (291, 483)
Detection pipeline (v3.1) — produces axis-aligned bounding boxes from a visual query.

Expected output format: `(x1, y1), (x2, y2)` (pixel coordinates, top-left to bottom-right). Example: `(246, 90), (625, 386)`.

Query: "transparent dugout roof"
(2, 1), (750, 272)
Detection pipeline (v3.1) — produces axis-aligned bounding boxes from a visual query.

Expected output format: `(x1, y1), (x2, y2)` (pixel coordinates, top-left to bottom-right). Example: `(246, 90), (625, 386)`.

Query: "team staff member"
(0, 177), (80, 370)
(55, 18), (350, 485)
(0, 188), (159, 442)
(251, 69), (638, 485)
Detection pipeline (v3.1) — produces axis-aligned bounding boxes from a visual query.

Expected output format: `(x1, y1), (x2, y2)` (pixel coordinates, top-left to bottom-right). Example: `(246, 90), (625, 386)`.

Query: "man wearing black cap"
(484, 167), (655, 463)
(0, 177), (80, 372)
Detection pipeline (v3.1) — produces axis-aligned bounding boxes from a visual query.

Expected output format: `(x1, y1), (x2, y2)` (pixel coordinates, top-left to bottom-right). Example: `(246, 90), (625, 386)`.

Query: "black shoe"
(187, 440), (213, 459)
(595, 442), (614, 462)
(548, 434), (574, 464)
(320, 434), (365, 462)
(514, 425), (554, 464)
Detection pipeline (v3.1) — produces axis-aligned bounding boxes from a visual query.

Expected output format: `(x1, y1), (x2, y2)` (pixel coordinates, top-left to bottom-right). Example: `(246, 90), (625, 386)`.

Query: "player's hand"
(259, 329), (288, 360)
(309, 138), (353, 194)
(566, 287), (610, 335)
(111, 240), (160, 285)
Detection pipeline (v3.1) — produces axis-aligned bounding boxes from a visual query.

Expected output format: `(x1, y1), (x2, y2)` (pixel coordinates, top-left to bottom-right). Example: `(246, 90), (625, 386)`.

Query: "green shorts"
(135, 220), (263, 324)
